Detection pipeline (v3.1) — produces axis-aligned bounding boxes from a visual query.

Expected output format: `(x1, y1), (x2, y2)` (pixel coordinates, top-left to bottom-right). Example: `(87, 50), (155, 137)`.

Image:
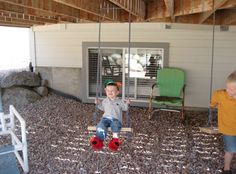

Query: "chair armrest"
(151, 83), (157, 89)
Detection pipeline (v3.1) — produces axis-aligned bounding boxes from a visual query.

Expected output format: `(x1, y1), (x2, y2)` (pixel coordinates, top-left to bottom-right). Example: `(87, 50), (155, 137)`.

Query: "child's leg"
(224, 152), (234, 170)
(96, 117), (110, 141)
(108, 119), (122, 151)
(112, 132), (118, 138)
(110, 118), (122, 138)
(223, 135), (236, 171)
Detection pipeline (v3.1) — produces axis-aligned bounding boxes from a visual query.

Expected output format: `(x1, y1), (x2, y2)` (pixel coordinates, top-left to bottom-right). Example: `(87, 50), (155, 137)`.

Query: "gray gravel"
(1, 93), (236, 174)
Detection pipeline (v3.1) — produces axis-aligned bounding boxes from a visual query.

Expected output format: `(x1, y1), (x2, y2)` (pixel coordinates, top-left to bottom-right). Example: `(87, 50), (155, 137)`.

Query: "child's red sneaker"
(89, 136), (104, 150)
(108, 138), (122, 151)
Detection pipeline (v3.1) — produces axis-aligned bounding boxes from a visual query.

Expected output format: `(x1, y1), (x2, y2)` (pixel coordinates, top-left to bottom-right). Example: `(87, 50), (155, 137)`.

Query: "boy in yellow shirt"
(211, 70), (236, 174)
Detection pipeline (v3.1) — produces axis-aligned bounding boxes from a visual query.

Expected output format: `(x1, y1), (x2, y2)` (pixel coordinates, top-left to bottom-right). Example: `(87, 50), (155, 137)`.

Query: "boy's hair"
(226, 70), (236, 83)
(105, 82), (119, 90)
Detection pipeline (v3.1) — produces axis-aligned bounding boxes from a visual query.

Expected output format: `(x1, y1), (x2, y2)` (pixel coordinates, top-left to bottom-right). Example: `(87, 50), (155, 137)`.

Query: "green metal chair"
(148, 68), (186, 121)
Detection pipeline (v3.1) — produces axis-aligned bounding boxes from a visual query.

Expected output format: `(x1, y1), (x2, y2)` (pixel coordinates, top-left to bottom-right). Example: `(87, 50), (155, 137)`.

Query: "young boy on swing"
(90, 80), (130, 151)
(210, 70), (236, 174)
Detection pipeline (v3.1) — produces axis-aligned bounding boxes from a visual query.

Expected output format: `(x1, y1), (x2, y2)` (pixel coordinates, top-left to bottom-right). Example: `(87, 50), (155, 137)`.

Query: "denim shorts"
(223, 135), (236, 152)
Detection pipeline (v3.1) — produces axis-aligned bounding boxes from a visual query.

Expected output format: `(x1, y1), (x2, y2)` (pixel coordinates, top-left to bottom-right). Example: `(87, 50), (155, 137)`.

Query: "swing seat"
(199, 108), (219, 134)
(199, 126), (219, 134)
(148, 68), (186, 121)
(87, 126), (133, 133)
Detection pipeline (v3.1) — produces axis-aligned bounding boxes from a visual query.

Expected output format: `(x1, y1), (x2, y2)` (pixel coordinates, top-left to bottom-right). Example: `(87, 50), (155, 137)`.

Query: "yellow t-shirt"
(211, 89), (236, 135)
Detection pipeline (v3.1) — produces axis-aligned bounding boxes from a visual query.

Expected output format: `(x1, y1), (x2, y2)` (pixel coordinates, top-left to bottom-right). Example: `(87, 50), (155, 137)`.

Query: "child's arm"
(121, 98), (130, 111)
(95, 98), (101, 105)
(95, 98), (104, 111)
(210, 91), (219, 108)
(125, 98), (130, 104)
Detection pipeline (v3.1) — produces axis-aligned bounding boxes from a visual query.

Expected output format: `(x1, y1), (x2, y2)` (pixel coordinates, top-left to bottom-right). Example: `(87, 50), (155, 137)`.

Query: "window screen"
(88, 48), (123, 97)
(86, 44), (167, 102)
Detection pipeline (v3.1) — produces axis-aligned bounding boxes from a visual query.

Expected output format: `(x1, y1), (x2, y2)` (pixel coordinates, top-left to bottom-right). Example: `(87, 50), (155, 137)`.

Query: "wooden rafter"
(221, 0), (236, 9)
(0, 15), (44, 26)
(0, 10), (58, 24)
(218, 9), (236, 25)
(0, 2), (61, 26)
(174, 0), (212, 17)
(176, 13), (210, 25)
(198, 0), (229, 24)
(0, 0), (235, 27)
(108, 0), (146, 20)
(146, 0), (167, 21)
(174, 0), (236, 16)
(164, 0), (175, 22)
(0, 0), (80, 23)
(0, 20), (31, 27)
(53, 0), (119, 21)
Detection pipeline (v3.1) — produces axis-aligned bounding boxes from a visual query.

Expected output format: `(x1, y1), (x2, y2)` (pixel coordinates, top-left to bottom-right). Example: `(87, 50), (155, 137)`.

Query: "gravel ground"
(1, 93), (236, 174)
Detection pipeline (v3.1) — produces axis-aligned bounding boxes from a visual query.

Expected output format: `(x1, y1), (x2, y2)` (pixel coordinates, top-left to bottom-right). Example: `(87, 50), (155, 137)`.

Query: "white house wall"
(31, 23), (236, 108)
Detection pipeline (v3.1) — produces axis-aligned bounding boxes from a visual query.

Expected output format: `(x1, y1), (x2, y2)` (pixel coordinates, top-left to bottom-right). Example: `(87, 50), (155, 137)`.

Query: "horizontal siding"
(31, 23), (236, 108)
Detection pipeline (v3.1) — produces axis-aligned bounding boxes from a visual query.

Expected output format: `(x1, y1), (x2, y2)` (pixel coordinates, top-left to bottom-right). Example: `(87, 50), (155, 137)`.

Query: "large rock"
(1, 71), (41, 88)
(2, 87), (41, 109)
(33, 86), (48, 97)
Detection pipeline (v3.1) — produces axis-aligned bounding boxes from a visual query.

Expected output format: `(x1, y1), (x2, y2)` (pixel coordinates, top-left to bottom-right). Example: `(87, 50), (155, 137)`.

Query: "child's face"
(226, 82), (236, 97)
(105, 85), (119, 100)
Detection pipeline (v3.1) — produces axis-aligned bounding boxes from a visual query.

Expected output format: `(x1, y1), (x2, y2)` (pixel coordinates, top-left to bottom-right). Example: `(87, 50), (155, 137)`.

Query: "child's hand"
(95, 98), (101, 104)
(124, 98), (131, 104)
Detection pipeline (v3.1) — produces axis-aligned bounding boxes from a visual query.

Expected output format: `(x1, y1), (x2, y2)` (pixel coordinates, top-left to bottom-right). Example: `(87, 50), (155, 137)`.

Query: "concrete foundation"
(35, 67), (82, 100)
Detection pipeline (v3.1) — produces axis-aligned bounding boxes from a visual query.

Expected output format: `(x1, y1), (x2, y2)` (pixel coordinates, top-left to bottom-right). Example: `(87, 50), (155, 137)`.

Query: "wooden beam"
(176, 8), (236, 26)
(0, 10), (58, 25)
(0, 0), (235, 26)
(218, 9), (236, 25)
(220, 0), (236, 9)
(0, 15), (44, 26)
(0, 1), (74, 25)
(175, 13), (207, 25)
(146, 0), (168, 21)
(175, 0), (236, 16)
(147, 0), (235, 25)
(53, 0), (119, 21)
(0, 21), (31, 27)
(174, 0), (212, 16)
(108, 0), (146, 19)
(147, 0), (212, 21)
(0, 0), (80, 23)
(164, 0), (175, 22)
(199, 0), (229, 24)
(78, 10), (102, 22)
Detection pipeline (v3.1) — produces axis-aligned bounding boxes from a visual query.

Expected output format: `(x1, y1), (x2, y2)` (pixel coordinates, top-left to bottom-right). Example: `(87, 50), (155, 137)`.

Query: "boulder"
(41, 79), (49, 87)
(33, 86), (48, 97)
(2, 87), (41, 109)
(1, 71), (41, 88)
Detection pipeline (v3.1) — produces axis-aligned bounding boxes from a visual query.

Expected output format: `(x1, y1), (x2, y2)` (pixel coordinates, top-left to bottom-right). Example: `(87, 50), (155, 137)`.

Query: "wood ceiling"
(0, 0), (235, 28)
